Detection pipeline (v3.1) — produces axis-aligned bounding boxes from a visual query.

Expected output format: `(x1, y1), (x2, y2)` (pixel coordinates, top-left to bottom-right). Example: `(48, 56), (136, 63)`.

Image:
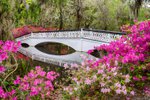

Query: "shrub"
(63, 20), (150, 99)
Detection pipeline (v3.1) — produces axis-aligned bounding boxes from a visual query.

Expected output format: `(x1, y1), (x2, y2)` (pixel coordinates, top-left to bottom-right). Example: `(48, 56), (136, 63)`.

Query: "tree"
(74, 0), (82, 29)
(127, 0), (143, 20)
(52, 0), (67, 30)
(0, 0), (15, 40)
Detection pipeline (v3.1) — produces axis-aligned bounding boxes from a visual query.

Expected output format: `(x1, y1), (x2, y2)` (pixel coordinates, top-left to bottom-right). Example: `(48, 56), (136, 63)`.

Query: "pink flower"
(113, 72), (117, 76)
(64, 63), (69, 69)
(97, 69), (103, 74)
(28, 70), (36, 78)
(45, 81), (53, 88)
(35, 66), (42, 71)
(85, 78), (92, 85)
(9, 89), (16, 96)
(130, 91), (135, 95)
(0, 52), (8, 61)
(100, 82), (105, 87)
(133, 76), (140, 81)
(30, 86), (39, 96)
(0, 40), (3, 46)
(72, 78), (78, 82)
(125, 75), (130, 83)
(142, 76), (147, 81)
(20, 83), (29, 91)
(101, 88), (110, 93)
(33, 79), (41, 85)
(37, 70), (46, 77)
(0, 87), (5, 98)
(144, 87), (150, 96)
(130, 67), (134, 71)
(123, 89), (127, 95)
(0, 66), (5, 73)
(26, 96), (31, 100)
(115, 82), (121, 88)
(87, 49), (94, 54)
(46, 71), (57, 81)
(13, 76), (21, 85)
(116, 89), (121, 94)
(12, 96), (17, 100)
(71, 63), (78, 68)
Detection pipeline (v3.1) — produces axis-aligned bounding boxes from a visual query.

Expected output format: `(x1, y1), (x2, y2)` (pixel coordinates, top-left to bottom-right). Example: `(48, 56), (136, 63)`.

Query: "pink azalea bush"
(14, 66), (59, 99)
(63, 56), (134, 99)
(0, 40), (21, 100)
(0, 40), (59, 99)
(63, 20), (150, 99)
(90, 20), (150, 87)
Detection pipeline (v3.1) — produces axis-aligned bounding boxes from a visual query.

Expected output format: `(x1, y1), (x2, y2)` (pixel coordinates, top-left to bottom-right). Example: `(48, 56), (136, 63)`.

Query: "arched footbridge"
(14, 29), (125, 66)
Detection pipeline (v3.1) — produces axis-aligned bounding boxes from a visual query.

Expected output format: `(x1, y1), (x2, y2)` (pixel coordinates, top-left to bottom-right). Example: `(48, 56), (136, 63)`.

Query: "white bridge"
(15, 29), (125, 66)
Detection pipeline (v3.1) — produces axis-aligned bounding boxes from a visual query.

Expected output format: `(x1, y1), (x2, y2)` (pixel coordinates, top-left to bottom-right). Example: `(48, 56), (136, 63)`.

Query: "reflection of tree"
(35, 42), (75, 55)
(61, 46), (69, 55)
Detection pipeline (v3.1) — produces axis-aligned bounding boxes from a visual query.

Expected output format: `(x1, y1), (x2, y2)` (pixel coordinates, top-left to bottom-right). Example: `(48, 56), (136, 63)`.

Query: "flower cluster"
(88, 20), (150, 85)
(144, 86), (150, 96)
(0, 87), (17, 100)
(0, 40), (21, 72)
(0, 66), (5, 73)
(63, 55), (134, 99)
(14, 66), (59, 99)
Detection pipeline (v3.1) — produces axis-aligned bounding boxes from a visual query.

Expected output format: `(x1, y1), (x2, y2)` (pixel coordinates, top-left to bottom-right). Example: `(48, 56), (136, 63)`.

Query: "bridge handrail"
(16, 29), (125, 43)
(82, 28), (125, 35)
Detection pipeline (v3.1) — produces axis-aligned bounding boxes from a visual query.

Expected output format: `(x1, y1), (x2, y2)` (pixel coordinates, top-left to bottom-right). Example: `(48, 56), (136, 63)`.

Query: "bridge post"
(80, 28), (84, 51)
(80, 28), (84, 38)
(31, 32), (33, 37)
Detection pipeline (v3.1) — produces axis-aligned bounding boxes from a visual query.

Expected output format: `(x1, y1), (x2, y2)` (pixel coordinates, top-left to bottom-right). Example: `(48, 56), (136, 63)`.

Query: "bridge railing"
(31, 31), (81, 39)
(82, 31), (121, 43)
(16, 29), (125, 43)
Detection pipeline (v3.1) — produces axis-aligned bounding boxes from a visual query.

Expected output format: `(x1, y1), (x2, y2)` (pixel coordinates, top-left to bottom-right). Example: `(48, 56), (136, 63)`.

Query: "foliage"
(14, 0), (41, 26)
(1, 0), (150, 40)
(12, 25), (57, 38)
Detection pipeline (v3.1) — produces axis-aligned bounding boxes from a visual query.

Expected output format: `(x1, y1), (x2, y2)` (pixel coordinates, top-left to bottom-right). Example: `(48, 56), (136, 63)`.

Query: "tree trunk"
(129, 0), (142, 20)
(59, 1), (63, 30)
(75, 0), (82, 29)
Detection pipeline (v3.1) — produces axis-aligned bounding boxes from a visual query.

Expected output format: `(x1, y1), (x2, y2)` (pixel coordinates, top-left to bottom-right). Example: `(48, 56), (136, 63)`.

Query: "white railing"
(82, 31), (121, 42)
(16, 29), (124, 43)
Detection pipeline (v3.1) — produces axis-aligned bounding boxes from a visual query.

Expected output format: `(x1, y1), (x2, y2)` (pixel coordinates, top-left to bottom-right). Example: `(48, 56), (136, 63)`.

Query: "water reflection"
(21, 43), (29, 48)
(35, 42), (76, 55)
(90, 50), (100, 58)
